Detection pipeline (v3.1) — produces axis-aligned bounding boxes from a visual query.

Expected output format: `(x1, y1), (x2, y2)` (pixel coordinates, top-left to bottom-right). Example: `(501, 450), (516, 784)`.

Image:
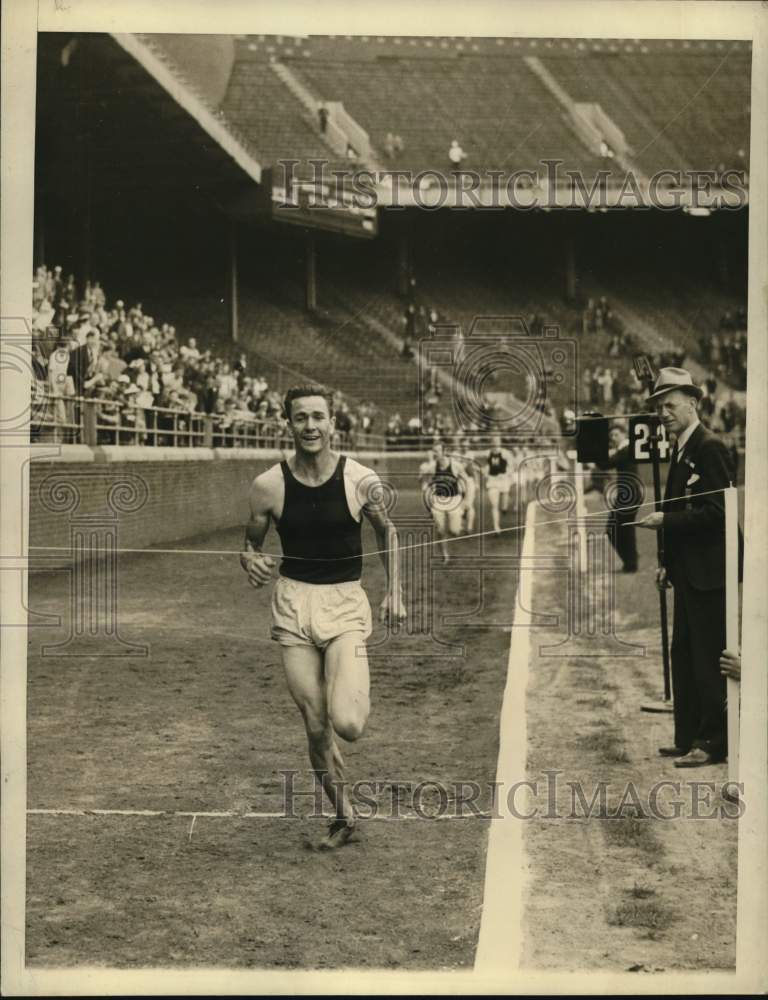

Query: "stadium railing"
(29, 390), (392, 452)
(30, 392), (577, 453)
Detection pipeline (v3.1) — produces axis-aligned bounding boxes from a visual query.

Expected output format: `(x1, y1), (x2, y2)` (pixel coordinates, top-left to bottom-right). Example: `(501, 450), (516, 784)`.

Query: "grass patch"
(600, 815), (660, 853)
(577, 730), (630, 763)
(607, 899), (672, 931)
(627, 882), (657, 900)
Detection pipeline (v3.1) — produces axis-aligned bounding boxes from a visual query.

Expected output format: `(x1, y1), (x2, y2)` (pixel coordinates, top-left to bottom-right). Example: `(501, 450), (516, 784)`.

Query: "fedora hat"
(646, 367), (703, 404)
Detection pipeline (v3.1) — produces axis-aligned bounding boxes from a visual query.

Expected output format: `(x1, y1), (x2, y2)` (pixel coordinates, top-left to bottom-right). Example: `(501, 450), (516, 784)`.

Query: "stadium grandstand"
(32, 32), (749, 448)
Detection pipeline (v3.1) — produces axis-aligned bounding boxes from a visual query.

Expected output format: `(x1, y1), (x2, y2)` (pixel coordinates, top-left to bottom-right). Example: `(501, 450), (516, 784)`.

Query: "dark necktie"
(668, 442), (686, 499)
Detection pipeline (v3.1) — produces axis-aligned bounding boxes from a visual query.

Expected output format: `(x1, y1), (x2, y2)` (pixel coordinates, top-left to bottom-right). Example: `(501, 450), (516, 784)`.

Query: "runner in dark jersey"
(484, 433), (515, 535)
(419, 441), (466, 563)
(240, 384), (405, 850)
(276, 454), (363, 583)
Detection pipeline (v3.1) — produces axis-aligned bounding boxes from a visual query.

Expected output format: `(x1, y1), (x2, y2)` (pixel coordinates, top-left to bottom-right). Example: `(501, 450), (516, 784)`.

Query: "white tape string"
(27, 486), (731, 563)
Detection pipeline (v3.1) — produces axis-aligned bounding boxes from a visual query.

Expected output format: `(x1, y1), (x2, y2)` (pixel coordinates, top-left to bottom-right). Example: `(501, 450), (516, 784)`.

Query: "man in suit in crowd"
(637, 368), (741, 768)
(67, 329), (101, 396)
(598, 420), (639, 573)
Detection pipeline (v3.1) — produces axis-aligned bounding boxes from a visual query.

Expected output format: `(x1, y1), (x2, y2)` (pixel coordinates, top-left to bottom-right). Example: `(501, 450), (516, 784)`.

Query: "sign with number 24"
(629, 417), (671, 464)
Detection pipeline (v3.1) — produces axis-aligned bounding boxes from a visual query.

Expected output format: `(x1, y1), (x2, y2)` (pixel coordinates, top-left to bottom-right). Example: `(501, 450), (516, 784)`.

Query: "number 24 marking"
(634, 422), (671, 461)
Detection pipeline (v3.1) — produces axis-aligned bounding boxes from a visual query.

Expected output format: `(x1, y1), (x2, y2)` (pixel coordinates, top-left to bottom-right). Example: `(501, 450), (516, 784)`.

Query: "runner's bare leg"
(324, 632), (370, 743)
(281, 644), (355, 822)
(489, 490), (502, 534)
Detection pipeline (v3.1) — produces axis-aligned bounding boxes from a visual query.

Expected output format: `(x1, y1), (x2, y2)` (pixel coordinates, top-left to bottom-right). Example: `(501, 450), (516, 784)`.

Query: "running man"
(419, 440), (467, 563)
(452, 437), (479, 532)
(239, 383), (405, 850)
(483, 434), (515, 535)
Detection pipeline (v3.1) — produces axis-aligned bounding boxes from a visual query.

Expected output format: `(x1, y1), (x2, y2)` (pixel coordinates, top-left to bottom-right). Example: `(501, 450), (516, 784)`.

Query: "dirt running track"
(26, 489), (521, 970)
(25, 486), (740, 972)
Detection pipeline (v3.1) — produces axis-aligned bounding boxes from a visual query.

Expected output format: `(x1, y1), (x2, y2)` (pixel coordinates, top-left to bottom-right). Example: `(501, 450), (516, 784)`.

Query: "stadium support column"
(33, 200), (45, 271)
(305, 229), (317, 313)
(396, 223), (412, 296)
(227, 218), (239, 343)
(564, 231), (578, 302)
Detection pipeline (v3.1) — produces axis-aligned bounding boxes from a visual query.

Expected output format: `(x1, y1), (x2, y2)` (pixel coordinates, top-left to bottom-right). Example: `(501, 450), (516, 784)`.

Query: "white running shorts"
(270, 576), (373, 649)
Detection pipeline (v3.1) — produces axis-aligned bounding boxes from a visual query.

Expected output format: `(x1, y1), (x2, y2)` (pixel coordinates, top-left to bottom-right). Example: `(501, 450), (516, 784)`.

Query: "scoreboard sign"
(259, 167), (378, 240)
(629, 416), (671, 464)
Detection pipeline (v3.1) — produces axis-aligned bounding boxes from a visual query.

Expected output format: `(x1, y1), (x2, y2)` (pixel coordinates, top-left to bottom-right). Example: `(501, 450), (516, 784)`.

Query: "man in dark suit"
(637, 368), (741, 768)
(67, 330), (101, 396)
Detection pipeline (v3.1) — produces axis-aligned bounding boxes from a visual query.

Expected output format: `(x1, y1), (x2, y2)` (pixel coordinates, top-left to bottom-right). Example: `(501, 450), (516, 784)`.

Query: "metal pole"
(305, 229), (317, 313)
(228, 217), (239, 344)
(649, 417), (672, 701)
(724, 484), (740, 783)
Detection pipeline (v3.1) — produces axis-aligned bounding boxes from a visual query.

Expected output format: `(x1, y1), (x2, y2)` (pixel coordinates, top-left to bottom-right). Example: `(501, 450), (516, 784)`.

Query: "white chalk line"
(475, 497), (535, 974)
(27, 807), (492, 821)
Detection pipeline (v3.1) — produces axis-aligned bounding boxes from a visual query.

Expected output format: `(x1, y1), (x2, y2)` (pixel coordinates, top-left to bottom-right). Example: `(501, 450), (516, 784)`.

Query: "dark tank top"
(488, 450), (508, 476)
(276, 455), (363, 584)
(432, 459), (460, 497)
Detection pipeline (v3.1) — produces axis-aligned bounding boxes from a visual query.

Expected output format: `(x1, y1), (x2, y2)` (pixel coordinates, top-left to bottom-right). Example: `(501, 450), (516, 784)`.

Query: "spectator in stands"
(589, 369), (601, 407)
(427, 307), (439, 334)
(216, 362), (238, 402)
(124, 381), (148, 442)
(403, 303), (417, 340)
(356, 401), (375, 440)
(718, 390), (744, 437)
(233, 351), (249, 389)
(47, 336), (73, 416)
(179, 337), (201, 364)
(423, 367), (440, 408)
(608, 333), (622, 358)
(448, 140), (467, 166)
(594, 302), (605, 333)
(385, 413), (402, 448)
(68, 329), (101, 397)
(318, 103), (329, 134)
(582, 299), (596, 336)
(709, 332), (722, 370)
(527, 311), (543, 338)
(334, 401), (354, 444)
(383, 132), (404, 159)
(253, 397), (270, 429)
(95, 382), (120, 444)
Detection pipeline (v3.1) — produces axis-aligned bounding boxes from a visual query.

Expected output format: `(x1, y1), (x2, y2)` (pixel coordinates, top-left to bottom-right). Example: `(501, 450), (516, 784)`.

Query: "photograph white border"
(2, 1), (766, 994)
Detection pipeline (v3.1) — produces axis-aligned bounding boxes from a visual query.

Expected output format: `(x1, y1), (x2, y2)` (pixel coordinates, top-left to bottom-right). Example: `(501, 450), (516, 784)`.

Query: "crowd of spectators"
(36, 261), (741, 453)
(390, 282), (748, 451)
(30, 264), (376, 447)
(698, 307), (747, 389)
(578, 291), (747, 442)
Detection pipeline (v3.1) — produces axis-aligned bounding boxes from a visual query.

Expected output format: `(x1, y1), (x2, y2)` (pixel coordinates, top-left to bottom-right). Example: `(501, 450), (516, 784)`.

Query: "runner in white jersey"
(452, 438), (479, 532)
(419, 440), (467, 563)
(239, 383), (406, 850)
(483, 433), (515, 535)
